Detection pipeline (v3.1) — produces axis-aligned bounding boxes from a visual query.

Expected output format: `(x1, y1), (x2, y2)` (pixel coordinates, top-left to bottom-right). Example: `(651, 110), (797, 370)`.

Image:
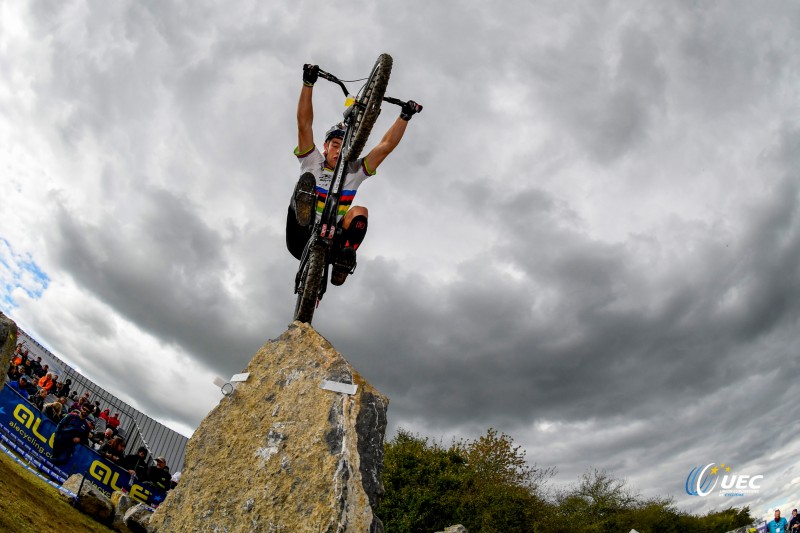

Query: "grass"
(0, 448), (115, 533)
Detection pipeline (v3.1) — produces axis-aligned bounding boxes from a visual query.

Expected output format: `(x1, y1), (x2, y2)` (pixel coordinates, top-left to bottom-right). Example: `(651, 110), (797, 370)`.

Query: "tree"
(378, 429), (468, 533)
(378, 428), (552, 533)
(378, 431), (753, 533)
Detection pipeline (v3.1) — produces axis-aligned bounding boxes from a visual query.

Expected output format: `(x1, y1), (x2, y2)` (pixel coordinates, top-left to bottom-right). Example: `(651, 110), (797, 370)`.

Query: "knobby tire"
(294, 241), (326, 324)
(346, 53), (393, 162)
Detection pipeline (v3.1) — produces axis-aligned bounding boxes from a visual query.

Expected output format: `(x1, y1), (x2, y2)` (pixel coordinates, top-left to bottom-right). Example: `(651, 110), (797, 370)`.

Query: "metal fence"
(16, 329), (188, 473)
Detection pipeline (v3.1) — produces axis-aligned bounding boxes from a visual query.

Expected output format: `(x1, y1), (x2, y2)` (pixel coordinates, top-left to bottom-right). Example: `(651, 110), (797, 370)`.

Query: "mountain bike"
(293, 53), (422, 324)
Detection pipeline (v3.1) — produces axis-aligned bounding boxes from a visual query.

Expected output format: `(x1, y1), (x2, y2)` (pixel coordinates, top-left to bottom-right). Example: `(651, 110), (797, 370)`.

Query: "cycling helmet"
(325, 123), (346, 143)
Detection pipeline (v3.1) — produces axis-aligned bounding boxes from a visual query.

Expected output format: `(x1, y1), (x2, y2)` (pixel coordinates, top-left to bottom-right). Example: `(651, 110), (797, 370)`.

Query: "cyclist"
(286, 64), (419, 286)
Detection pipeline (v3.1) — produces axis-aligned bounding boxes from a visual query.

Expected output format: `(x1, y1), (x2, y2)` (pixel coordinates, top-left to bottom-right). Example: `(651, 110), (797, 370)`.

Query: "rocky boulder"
(436, 526), (469, 533)
(110, 491), (136, 533)
(123, 503), (153, 532)
(0, 312), (17, 379)
(61, 473), (114, 521)
(150, 321), (389, 533)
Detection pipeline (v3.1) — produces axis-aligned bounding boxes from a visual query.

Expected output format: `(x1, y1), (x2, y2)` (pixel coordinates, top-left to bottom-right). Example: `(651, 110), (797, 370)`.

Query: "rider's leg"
(331, 206), (367, 286)
(291, 172), (317, 227)
(286, 206), (312, 260)
(340, 206), (368, 249)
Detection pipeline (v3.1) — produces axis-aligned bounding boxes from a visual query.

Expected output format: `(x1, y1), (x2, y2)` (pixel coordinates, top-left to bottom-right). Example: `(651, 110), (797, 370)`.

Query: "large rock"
(150, 322), (389, 533)
(123, 503), (153, 532)
(0, 312), (17, 379)
(111, 491), (136, 533)
(61, 473), (114, 521)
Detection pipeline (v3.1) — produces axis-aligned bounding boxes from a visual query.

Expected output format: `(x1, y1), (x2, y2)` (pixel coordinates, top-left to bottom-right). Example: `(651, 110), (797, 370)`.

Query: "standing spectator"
(99, 409), (110, 423)
(13, 343), (28, 365)
(8, 376), (30, 400)
(31, 388), (49, 411)
(59, 378), (72, 399)
(98, 436), (126, 465)
(68, 391), (78, 403)
(122, 446), (150, 481)
(92, 400), (102, 417)
(769, 509), (789, 533)
(70, 396), (91, 414)
(790, 509), (800, 532)
(107, 412), (122, 431)
(7, 364), (24, 382)
(24, 378), (38, 398)
(51, 403), (93, 465)
(53, 380), (67, 398)
(43, 400), (63, 423)
(35, 364), (49, 380)
(146, 456), (171, 491)
(30, 356), (43, 378)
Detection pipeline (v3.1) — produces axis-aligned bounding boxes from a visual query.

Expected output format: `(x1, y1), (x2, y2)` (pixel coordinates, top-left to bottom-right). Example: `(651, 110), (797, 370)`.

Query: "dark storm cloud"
(51, 187), (254, 368)
(324, 126), (800, 437)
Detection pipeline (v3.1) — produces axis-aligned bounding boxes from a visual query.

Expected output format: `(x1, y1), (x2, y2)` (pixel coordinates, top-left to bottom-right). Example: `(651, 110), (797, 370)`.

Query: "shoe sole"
(331, 249), (356, 286)
(294, 173), (316, 226)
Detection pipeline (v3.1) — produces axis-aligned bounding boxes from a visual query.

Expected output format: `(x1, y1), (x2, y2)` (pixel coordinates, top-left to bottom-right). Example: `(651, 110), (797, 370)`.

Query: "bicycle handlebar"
(306, 65), (423, 113)
(383, 96), (423, 115)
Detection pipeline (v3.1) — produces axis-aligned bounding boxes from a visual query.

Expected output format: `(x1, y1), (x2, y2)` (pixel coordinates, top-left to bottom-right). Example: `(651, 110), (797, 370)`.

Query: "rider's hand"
(303, 64), (319, 87)
(400, 100), (420, 121)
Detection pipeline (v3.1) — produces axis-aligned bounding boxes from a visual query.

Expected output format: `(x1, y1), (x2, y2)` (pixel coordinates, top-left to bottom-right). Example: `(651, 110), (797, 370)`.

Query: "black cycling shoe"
(293, 172), (316, 227)
(331, 246), (357, 286)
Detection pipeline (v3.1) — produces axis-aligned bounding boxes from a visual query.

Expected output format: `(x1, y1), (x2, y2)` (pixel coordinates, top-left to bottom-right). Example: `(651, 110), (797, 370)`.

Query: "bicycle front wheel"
(345, 53), (393, 162)
(293, 240), (327, 324)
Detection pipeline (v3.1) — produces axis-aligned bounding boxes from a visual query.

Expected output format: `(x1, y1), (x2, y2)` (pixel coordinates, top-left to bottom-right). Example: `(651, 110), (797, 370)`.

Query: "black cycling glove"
(303, 64), (319, 87)
(400, 100), (420, 121)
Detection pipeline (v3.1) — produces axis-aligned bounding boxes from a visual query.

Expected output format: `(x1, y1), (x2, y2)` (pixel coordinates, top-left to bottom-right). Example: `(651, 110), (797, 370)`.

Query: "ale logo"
(685, 463), (763, 497)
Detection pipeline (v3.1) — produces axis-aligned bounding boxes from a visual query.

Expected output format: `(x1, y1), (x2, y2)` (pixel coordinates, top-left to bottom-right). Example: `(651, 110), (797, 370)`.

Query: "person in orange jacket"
(37, 372), (56, 393)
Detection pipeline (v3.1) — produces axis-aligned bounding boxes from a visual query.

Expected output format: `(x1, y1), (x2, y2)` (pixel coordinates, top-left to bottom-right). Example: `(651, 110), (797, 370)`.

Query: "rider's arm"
(297, 85), (314, 155)
(363, 116), (408, 173)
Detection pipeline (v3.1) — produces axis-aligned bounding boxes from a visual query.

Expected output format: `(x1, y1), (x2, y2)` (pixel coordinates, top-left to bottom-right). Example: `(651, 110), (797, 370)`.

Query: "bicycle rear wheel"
(345, 53), (393, 162)
(293, 240), (326, 324)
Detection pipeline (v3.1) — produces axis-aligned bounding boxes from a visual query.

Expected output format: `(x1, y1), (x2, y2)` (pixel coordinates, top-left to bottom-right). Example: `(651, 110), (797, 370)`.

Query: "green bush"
(378, 429), (753, 533)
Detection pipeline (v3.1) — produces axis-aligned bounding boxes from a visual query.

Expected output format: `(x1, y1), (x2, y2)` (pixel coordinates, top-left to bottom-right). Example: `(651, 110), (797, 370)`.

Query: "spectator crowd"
(5, 342), (179, 492)
(766, 509), (800, 532)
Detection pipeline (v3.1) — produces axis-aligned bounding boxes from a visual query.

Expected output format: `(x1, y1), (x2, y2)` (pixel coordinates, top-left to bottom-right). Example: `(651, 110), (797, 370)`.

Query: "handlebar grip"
(304, 64), (335, 82)
(414, 103), (423, 114)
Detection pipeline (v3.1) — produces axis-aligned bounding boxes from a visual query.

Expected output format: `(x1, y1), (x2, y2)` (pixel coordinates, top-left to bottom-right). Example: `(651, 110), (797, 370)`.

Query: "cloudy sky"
(3, 0), (800, 520)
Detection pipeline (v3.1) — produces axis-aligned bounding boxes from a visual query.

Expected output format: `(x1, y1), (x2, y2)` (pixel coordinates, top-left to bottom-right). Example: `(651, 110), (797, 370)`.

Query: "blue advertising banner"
(0, 384), (167, 505)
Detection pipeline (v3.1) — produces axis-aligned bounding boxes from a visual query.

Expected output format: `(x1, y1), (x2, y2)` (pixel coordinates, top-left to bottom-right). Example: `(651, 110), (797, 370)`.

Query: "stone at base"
(0, 312), (18, 380)
(149, 322), (389, 533)
(111, 491), (136, 533)
(123, 503), (153, 532)
(436, 526), (469, 533)
(61, 474), (113, 521)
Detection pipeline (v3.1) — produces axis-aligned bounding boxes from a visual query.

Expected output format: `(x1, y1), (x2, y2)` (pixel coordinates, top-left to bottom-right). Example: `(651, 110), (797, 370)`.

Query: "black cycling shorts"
(286, 206), (312, 260)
